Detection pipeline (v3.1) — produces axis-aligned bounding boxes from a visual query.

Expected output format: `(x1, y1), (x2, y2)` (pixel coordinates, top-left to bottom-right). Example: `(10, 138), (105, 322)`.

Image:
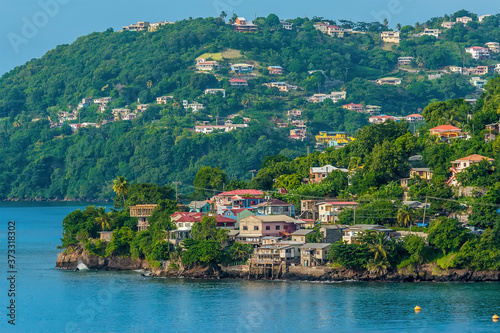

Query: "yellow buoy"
(493, 314), (499, 321)
(414, 306), (421, 312)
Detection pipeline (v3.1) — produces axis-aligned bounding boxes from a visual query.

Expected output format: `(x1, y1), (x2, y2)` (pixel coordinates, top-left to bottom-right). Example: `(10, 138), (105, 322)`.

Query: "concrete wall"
(288, 265), (332, 277)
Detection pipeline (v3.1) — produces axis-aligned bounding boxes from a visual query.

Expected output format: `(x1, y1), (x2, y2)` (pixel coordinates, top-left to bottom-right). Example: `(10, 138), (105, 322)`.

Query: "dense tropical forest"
(0, 10), (499, 199)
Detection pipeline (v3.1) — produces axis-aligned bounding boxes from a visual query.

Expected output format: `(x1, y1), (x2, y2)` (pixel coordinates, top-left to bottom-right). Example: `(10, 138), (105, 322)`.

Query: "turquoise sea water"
(1, 203), (500, 333)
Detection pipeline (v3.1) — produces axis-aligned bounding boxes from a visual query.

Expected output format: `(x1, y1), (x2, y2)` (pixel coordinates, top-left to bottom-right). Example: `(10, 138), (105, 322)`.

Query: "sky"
(0, 0), (499, 75)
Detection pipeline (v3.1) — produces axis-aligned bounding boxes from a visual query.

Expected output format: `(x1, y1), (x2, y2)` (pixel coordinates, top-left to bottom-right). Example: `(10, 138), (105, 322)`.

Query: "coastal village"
(95, 144), (496, 277)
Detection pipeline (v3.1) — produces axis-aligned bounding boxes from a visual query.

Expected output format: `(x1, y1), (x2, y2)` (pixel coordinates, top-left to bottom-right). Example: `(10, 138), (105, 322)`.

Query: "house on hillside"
(281, 20), (293, 30)
(398, 57), (415, 66)
(229, 78), (248, 87)
(183, 100), (204, 112)
(342, 224), (393, 244)
(484, 122), (500, 142)
(156, 96), (173, 104)
(211, 189), (264, 214)
(447, 154), (495, 186)
(485, 42), (500, 53)
(230, 63), (254, 74)
(291, 229), (314, 243)
(429, 125), (462, 141)
(205, 88), (226, 97)
(342, 103), (364, 112)
(381, 31), (400, 43)
(441, 22), (456, 29)
(318, 202), (358, 224)
(196, 60), (220, 71)
(237, 215), (299, 244)
(268, 66), (284, 75)
(405, 114), (424, 122)
(309, 165), (349, 184)
(410, 168), (433, 181)
(252, 199), (295, 217)
(466, 47), (490, 60)
(232, 17), (257, 32)
(456, 16), (473, 24)
(377, 77), (402, 85)
(188, 201), (211, 213)
(130, 204), (158, 231)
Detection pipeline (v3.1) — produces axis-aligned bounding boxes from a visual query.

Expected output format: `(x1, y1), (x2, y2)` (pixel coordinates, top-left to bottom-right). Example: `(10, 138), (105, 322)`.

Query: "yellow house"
(429, 125), (462, 139)
(409, 168), (433, 181)
(315, 131), (354, 147)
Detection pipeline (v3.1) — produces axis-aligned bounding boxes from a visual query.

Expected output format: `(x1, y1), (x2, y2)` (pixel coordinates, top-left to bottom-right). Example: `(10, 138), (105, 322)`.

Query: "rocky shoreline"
(56, 247), (500, 283)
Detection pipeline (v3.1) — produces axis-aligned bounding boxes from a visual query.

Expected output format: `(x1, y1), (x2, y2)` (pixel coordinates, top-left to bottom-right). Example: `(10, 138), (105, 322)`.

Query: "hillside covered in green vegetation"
(0, 10), (499, 199)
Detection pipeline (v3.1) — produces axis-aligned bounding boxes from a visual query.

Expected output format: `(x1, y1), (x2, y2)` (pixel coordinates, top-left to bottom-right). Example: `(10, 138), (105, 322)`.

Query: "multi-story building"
(447, 154), (495, 186)
(466, 47), (490, 60)
(381, 31), (400, 43)
(309, 165), (349, 184)
(318, 201), (358, 224)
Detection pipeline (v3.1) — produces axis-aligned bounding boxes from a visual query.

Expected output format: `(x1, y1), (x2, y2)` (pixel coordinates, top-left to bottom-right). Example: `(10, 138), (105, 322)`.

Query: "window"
(266, 226), (270, 230)
(284, 225), (288, 230)
(254, 226), (259, 230)
(317, 251), (321, 255)
(275, 226), (280, 230)
(243, 226), (248, 231)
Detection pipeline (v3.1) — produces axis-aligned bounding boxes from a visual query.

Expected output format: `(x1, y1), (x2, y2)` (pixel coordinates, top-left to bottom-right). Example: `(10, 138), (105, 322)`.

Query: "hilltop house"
(238, 215), (299, 244)
(169, 212), (203, 245)
(281, 20), (293, 30)
(232, 17), (257, 32)
(479, 15), (492, 22)
(456, 16), (473, 24)
(441, 22), (456, 29)
(309, 165), (349, 183)
(381, 31), (400, 43)
(318, 202), (358, 224)
(130, 204), (158, 231)
(122, 21), (150, 31)
(447, 154), (495, 186)
(300, 243), (331, 267)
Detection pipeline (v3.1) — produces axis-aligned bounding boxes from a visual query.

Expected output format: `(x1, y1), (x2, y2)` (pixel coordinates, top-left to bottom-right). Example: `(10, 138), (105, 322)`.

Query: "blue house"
(231, 196), (266, 209)
(189, 201), (211, 213)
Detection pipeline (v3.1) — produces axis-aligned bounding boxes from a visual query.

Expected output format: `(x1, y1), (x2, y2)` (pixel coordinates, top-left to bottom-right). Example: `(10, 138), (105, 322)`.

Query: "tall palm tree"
(113, 176), (129, 204)
(95, 207), (111, 231)
(396, 206), (413, 229)
(369, 232), (389, 263)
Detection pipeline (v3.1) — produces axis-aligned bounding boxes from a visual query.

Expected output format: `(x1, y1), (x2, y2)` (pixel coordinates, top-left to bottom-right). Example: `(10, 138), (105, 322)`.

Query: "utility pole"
(173, 182), (181, 202)
(306, 146), (310, 156)
(249, 170), (256, 179)
(422, 197), (428, 227)
(353, 207), (356, 224)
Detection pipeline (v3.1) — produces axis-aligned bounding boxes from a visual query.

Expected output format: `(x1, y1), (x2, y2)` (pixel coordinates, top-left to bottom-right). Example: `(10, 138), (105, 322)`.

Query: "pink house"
(238, 215), (299, 244)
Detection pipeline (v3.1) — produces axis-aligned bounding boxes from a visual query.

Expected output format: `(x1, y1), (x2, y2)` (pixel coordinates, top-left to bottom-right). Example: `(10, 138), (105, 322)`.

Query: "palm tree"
(396, 206), (413, 229)
(95, 207), (111, 231)
(113, 176), (129, 204)
(369, 232), (389, 263)
(366, 258), (389, 274)
(396, 23), (402, 31)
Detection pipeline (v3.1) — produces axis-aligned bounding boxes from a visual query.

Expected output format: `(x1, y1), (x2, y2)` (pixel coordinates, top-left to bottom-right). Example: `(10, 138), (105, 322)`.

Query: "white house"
(485, 42), (500, 53)
(183, 100), (204, 112)
(441, 22), (456, 29)
(466, 47), (490, 60)
(204, 88), (226, 98)
(381, 31), (400, 43)
(377, 77), (402, 85)
(479, 15), (492, 22)
(456, 16), (473, 24)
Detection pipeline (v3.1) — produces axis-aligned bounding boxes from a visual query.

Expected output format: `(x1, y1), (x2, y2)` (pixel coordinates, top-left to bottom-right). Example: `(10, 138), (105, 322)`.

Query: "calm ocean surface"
(1, 202), (500, 333)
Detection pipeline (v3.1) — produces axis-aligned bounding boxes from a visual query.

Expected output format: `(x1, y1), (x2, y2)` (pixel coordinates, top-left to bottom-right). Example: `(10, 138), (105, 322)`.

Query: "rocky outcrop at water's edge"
(56, 245), (149, 270)
(56, 247), (500, 282)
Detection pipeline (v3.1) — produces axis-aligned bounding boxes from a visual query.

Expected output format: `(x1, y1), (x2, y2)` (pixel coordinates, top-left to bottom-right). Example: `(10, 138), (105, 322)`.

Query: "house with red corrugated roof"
(447, 154), (495, 186)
